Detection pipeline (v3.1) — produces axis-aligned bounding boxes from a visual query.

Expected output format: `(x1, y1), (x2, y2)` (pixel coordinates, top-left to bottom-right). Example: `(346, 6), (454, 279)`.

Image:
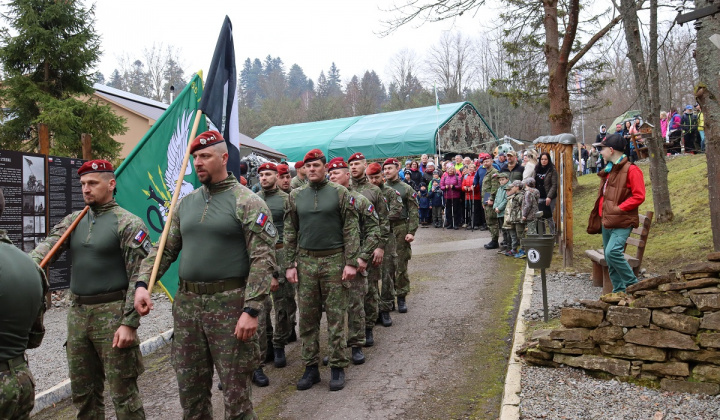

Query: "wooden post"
(81, 133), (92, 160)
(38, 123), (49, 155)
(562, 143), (574, 267)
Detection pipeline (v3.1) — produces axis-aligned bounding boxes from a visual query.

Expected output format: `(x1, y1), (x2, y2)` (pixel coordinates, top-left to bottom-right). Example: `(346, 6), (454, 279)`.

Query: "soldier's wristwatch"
(243, 307), (259, 318)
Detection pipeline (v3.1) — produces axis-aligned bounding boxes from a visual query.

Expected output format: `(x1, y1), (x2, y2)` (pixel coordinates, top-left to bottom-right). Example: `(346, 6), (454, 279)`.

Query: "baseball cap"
(592, 133), (625, 150)
(506, 150), (517, 157)
(686, 105), (693, 110)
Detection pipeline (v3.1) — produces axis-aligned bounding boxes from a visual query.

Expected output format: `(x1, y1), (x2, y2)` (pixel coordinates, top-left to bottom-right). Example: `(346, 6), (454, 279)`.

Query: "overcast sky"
(92, 0), (500, 85)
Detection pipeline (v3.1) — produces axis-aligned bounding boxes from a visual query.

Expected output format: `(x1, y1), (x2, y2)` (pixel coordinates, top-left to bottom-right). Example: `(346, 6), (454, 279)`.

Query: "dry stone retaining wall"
(520, 256), (720, 395)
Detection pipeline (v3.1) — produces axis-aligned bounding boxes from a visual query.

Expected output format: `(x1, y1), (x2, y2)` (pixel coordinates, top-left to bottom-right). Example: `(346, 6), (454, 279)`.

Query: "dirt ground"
(32, 226), (524, 420)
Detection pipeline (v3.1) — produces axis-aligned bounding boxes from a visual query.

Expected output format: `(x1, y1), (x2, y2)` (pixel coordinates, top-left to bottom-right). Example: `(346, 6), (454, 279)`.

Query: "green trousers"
(602, 226), (638, 293)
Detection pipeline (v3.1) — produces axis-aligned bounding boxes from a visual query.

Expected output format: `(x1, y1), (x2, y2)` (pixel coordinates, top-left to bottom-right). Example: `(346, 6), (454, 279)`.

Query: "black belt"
(0, 355), (26, 372)
(74, 290), (126, 305)
(179, 277), (246, 294)
(299, 247), (343, 257)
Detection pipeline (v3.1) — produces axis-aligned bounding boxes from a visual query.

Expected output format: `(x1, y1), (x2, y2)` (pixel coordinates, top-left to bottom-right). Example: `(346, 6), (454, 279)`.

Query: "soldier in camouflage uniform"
(482, 155), (501, 249)
(347, 154), (390, 345)
(327, 157), (381, 365)
(0, 189), (48, 420)
(32, 160), (150, 420)
(134, 131), (276, 419)
(290, 160), (308, 189)
(383, 158), (419, 314)
(366, 162), (403, 327)
(276, 163), (297, 341)
(285, 149), (359, 392)
(256, 162), (296, 370)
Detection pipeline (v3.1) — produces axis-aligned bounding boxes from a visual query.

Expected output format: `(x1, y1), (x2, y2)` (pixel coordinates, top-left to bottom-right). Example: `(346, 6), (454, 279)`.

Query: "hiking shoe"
(515, 250), (526, 259)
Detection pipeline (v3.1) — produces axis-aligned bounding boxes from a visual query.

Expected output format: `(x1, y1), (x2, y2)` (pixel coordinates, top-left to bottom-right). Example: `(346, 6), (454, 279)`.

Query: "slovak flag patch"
(256, 213), (269, 227)
(349, 196), (355, 206)
(134, 230), (147, 243)
(367, 204), (374, 214)
(412, 192), (418, 199)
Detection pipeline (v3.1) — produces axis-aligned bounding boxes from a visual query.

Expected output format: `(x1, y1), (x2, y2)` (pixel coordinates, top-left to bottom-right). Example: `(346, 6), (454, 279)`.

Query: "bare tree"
(425, 32), (475, 102)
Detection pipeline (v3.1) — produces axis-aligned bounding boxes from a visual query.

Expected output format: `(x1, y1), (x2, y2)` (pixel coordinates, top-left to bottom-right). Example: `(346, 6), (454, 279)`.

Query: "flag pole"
(146, 108), (203, 294)
(39, 206), (89, 269)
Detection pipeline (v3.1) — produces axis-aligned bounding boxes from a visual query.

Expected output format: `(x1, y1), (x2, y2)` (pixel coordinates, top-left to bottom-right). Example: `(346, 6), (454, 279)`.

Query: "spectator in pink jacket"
(441, 165), (462, 229)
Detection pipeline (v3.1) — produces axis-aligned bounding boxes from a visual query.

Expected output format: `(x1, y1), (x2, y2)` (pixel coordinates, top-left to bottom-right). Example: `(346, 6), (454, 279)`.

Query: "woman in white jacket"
(522, 150), (537, 180)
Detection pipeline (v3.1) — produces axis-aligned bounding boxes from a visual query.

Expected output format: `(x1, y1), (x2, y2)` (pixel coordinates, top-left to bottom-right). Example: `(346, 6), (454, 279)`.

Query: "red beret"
(78, 159), (113, 176)
(348, 152), (365, 163)
(383, 158), (400, 168)
(258, 162), (277, 173)
(293, 160), (304, 169)
(190, 130), (224, 154)
(277, 163), (289, 176)
(239, 176), (247, 186)
(366, 162), (382, 175)
(304, 149), (325, 164)
(327, 157), (347, 170)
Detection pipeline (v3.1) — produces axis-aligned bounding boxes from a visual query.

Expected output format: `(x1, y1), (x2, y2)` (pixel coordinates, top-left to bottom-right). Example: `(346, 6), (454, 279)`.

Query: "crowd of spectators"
(397, 150), (558, 258)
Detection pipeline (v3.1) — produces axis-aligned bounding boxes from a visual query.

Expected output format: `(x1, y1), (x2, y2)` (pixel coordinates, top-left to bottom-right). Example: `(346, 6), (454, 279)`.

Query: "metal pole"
(541, 268), (549, 322)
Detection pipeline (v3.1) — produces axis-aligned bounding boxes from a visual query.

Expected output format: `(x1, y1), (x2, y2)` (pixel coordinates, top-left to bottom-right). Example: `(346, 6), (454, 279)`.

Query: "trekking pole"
(471, 189), (475, 231)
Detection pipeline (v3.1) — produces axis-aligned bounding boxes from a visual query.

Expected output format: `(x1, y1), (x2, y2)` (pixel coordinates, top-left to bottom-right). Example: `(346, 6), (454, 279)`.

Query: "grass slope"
(560, 154), (711, 273)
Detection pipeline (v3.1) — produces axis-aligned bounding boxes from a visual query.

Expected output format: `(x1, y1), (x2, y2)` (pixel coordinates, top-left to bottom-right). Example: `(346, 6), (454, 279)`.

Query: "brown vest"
(597, 157), (639, 229)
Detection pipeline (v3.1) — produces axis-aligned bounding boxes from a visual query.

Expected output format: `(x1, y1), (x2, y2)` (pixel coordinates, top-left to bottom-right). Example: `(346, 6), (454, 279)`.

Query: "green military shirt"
(386, 178), (420, 235)
(284, 178), (360, 268)
(1, 231), (47, 361)
(379, 182), (404, 222)
(482, 167), (501, 204)
(290, 176), (308, 190)
(32, 200), (150, 328)
(138, 174), (276, 313)
(349, 189), (381, 262)
(351, 175), (390, 250)
(257, 187), (289, 243)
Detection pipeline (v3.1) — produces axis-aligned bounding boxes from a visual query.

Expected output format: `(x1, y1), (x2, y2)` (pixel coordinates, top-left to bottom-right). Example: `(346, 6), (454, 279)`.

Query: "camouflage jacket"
(137, 175), (275, 313)
(290, 176), (308, 190)
(386, 178), (420, 235)
(379, 182), (404, 222)
(284, 179), (360, 268)
(257, 187), (290, 244)
(349, 190), (381, 262)
(31, 200), (150, 328)
(505, 192), (525, 224)
(482, 167), (500, 203)
(522, 187), (541, 220)
(351, 175), (390, 250)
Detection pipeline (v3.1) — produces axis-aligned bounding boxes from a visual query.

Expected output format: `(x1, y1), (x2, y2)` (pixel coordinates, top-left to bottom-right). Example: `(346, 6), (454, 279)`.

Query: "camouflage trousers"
(172, 288), (260, 420)
(364, 264), (380, 328)
(484, 205), (499, 241)
(347, 271), (368, 347)
(297, 250), (349, 368)
(67, 298), (145, 420)
(257, 295), (274, 367)
(0, 359), (34, 419)
(272, 248), (297, 348)
(379, 233), (397, 312)
(393, 223), (412, 298)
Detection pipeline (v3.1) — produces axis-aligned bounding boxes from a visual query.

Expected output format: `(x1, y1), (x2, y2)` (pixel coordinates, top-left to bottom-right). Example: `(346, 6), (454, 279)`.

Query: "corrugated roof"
(255, 116), (362, 162)
(238, 132), (286, 160)
(93, 83), (168, 121)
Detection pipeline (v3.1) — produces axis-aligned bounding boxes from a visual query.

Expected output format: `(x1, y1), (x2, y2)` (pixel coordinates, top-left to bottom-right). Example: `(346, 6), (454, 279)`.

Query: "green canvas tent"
(254, 116), (361, 162)
(255, 102), (497, 161)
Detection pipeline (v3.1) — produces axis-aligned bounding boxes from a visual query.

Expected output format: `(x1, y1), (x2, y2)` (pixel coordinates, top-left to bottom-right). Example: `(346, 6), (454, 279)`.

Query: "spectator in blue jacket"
(418, 184), (431, 227)
(428, 179), (445, 228)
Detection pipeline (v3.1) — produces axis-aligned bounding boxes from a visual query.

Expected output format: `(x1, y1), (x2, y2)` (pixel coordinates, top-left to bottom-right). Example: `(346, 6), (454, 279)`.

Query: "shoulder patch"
(142, 239), (153, 254)
(395, 190), (401, 196)
(397, 195), (403, 203)
(264, 222), (277, 237)
(383, 196), (387, 202)
(349, 196), (355, 206)
(256, 213), (269, 227)
(412, 192), (417, 199)
(133, 230), (148, 244)
(367, 204), (374, 214)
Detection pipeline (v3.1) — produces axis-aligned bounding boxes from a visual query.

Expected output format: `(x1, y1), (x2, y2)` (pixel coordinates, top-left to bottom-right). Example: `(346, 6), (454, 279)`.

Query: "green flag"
(114, 74), (206, 300)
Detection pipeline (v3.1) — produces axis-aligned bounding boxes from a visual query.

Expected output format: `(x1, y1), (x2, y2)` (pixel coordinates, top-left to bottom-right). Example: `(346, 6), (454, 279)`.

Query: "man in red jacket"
(591, 133), (646, 294)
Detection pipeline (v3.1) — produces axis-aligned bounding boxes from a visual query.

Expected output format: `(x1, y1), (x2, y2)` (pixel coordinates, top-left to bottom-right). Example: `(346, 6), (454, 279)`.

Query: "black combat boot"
(329, 367), (345, 391)
(265, 343), (275, 363)
(380, 311), (393, 327)
(484, 240), (499, 249)
(296, 365), (321, 390)
(364, 329), (374, 347)
(351, 347), (365, 365)
(252, 368), (269, 387)
(397, 296), (408, 313)
(274, 347), (287, 368)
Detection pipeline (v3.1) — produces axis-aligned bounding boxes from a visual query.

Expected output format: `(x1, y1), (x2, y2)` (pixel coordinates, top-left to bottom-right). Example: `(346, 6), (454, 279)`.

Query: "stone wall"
(519, 257), (720, 395)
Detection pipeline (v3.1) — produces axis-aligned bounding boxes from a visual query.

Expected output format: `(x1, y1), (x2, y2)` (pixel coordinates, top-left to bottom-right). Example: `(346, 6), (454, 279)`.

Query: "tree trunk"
(543, 0), (575, 135)
(618, 0), (674, 222)
(695, 0), (720, 251)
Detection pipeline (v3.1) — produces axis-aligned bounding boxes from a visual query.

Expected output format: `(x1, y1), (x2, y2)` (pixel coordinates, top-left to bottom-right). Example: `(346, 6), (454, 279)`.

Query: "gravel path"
(27, 292), (174, 393)
(519, 270), (720, 419)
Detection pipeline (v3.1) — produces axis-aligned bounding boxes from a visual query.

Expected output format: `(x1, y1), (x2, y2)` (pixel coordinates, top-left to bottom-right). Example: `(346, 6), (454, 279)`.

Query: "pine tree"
(327, 62), (343, 97)
(0, 0), (126, 158)
(287, 64), (310, 99)
(108, 69), (123, 89)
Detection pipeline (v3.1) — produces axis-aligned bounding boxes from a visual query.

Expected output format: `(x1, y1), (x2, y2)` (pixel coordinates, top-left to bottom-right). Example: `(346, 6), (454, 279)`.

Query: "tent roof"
(255, 116), (361, 162)
(256, 102), (496, 161)
(329, 102), (490, 159)
(237, 132), (286, 160)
